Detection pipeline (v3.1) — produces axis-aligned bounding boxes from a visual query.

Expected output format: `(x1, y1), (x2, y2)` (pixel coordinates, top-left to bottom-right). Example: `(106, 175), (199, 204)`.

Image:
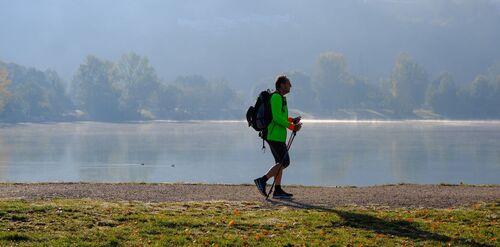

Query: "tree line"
(0, 53), (242, 122)
(284, 52), (500, 119)
(1, 52), (499, 122)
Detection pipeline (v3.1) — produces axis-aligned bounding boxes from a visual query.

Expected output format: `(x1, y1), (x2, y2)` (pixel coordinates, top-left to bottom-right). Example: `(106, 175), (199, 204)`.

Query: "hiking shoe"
(254, 178), (267, 197)
(275, 188), (293, 197)
(272, 190), (293, 199)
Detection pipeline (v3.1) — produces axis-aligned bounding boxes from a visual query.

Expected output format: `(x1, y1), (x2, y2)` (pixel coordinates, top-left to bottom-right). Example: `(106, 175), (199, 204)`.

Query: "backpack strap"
(271, 92), (285, 112)
(259, 129), (267, 152)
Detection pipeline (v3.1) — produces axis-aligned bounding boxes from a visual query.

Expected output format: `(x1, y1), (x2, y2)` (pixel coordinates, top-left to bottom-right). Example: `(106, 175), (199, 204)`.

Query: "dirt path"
(0, 183), (498, 208)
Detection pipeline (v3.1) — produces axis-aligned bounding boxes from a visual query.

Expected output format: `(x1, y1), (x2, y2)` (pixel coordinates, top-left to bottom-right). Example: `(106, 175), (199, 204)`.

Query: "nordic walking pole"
(266, 130), (297, 199)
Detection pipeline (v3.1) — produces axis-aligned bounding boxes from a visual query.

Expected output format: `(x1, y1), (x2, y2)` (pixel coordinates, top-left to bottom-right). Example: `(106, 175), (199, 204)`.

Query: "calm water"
(0, 121), (499, 186)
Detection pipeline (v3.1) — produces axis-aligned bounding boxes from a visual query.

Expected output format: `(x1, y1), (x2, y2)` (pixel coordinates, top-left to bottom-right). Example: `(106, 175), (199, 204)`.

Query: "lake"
(0, 120), (499, 186)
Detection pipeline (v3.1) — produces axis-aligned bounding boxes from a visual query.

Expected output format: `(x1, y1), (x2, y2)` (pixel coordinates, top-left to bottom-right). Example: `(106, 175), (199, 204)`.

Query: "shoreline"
(1, 183), (498, 209)
(0, 181), (499, 187)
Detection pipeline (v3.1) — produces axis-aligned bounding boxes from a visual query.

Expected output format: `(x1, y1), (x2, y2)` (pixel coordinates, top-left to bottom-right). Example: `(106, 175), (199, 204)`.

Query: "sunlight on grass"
(0, 199), (497, 246)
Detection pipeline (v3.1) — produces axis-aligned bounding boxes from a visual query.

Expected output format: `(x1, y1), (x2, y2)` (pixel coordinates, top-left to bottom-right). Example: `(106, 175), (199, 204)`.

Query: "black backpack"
(246, 90), (273, 130)
(247, 90), (287, 150)
(246, 90), (276, 146)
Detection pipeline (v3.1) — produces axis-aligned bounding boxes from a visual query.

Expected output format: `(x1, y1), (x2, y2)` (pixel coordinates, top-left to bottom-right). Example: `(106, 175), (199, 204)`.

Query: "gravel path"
(0, 183), (499, 208)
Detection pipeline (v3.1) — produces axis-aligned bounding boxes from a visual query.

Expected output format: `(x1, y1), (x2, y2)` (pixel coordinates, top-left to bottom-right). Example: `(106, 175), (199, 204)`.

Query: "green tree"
(313, 52), (350, 109)
(173, 75), (242, 119)
(390, 53), (429, 115)
(111, 53), (161, 119)
(286, 71), (319, 115)
(72, 55), (120, 121)
(486, 62), (500, 117)
(172, 75), (209, 119)
(0, 65), (11, 113)
(156, 84), (182, 119)
(44, 69), (74, 118)
(465, 75), (499, 118)
(312, 52), (356, 113)
(311, 52), (383, 117)
(425, 72), (458, 116)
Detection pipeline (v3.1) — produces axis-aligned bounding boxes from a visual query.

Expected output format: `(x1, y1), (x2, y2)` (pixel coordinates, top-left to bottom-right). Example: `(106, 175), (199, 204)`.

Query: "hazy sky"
(1, 0), (499, 90)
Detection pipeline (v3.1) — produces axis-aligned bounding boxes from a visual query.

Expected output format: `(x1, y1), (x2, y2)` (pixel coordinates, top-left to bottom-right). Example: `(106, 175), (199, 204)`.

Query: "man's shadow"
(266, 199), (492, 247)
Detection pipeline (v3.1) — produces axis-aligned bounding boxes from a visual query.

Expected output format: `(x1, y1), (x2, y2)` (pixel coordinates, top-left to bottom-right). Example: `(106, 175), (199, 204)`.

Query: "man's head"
(275, 75), (291, 95)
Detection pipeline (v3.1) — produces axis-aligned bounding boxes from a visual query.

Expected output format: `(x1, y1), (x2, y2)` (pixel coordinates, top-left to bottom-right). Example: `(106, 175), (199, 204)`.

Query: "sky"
(1, 0), (499, 90)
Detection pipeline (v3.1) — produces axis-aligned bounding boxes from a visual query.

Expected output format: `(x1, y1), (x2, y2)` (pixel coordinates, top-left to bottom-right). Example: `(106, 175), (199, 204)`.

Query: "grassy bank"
(0, 199), (498, 246)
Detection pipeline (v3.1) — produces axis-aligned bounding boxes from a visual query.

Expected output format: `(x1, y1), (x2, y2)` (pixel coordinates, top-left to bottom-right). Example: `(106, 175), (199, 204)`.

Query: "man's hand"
(293, 123), (302, 132)
(292, 116), (301, 124)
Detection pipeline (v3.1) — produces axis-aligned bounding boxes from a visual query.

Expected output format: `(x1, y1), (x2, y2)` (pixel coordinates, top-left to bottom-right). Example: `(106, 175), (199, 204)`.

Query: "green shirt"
(267, 93), (291, 143)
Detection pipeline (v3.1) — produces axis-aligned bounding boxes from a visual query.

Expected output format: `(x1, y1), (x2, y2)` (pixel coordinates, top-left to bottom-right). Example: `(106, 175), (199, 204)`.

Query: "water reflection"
(0, 121), (499, 186)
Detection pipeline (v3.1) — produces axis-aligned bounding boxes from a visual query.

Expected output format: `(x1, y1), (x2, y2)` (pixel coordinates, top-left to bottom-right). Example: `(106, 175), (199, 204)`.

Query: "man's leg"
(265, 143), (292, 198)
(265, 163), (283, 185)
(255, 140), (289, 197)
(265, 140), (289, 184)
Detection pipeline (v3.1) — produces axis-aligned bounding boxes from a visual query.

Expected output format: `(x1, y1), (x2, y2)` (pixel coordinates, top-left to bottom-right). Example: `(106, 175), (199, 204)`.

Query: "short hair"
(275, 75), (289, 90)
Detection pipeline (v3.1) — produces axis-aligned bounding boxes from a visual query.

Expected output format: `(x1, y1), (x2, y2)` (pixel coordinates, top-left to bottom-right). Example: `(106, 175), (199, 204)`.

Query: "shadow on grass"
(267, 199), (493, 247)
(0, 233), (30, 241)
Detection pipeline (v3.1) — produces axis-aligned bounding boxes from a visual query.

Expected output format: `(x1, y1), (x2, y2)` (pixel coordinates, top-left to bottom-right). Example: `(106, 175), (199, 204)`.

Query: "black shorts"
(266, 140), (290, 168)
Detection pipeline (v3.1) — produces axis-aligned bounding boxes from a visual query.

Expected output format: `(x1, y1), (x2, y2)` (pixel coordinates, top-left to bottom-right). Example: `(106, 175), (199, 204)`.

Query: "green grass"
(0, 199), (498, 246)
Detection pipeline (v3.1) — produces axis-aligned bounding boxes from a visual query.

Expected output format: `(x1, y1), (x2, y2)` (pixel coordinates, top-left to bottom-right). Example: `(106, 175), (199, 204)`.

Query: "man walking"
(254, 75), (302, 199)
